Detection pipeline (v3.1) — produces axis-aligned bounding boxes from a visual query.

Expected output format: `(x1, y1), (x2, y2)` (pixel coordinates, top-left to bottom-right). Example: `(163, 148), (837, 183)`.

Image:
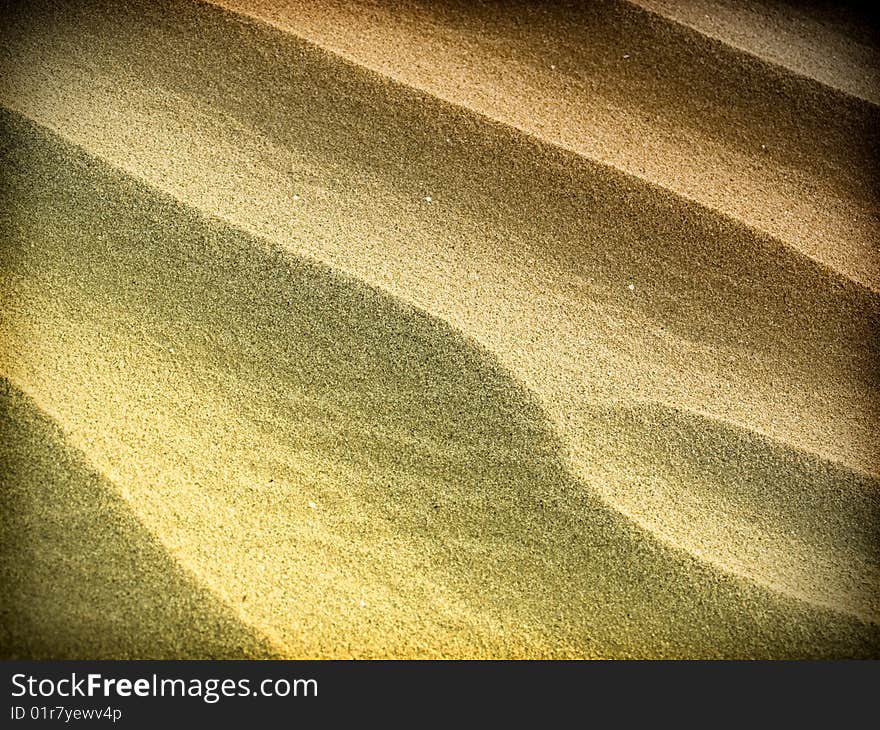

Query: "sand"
(0, 0), (878, 658)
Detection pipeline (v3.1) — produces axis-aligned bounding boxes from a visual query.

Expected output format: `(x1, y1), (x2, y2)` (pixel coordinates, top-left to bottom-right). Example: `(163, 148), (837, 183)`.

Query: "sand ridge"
(0, 380), (275, 659)
(633, 0), (880, 104)
(3, 108), (878, 658)
(1, 0), (878, 657)
(209, 0), (880, 290)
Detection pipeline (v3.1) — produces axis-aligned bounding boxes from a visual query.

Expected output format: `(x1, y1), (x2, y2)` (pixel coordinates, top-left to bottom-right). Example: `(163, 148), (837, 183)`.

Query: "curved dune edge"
(208, 0), (880, 291)
(0, 379), (277, 659)
(2, 0), (877, 475)
(2, 0), (878, 627)
(6, 102), (877, 626)
(632, 0), (880, 105)
(568, 401), (879, 623)
(4, 109), (878, 623)
(2, 109), (879, 658)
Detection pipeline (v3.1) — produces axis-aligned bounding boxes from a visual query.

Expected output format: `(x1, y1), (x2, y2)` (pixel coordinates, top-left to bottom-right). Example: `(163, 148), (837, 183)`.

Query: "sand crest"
(1, 0), (877, 658)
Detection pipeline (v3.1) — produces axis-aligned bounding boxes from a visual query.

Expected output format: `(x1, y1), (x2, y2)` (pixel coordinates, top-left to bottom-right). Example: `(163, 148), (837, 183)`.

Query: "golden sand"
(1, 0), (878, 658)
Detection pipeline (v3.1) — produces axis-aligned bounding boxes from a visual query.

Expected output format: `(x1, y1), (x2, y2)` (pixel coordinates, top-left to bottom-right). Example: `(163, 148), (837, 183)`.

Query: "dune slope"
(1, 0), (878, 657)
(633, 0), (880, 104)
(212, 0), (880, 289)
(4, 0), (879, 613)
(0, 379), (274, 659)
(2, 109), (878, 657)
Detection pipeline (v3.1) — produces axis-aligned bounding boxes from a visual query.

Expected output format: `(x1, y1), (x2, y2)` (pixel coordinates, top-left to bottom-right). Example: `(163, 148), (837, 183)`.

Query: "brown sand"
(1, 0), (878, 657)
(212, 0), (880, 290)
(634, 0), (880, 104)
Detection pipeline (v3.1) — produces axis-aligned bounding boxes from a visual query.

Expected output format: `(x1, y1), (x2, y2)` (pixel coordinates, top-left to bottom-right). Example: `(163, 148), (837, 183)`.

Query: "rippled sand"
(1, 0), (878, 658)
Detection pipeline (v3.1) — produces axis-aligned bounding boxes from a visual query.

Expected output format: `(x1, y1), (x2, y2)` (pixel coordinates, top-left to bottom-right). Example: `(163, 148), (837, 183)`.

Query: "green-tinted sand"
(1, 109), (877, 657)
(1, 0), (878, 658)
(0, 379), (273, 659)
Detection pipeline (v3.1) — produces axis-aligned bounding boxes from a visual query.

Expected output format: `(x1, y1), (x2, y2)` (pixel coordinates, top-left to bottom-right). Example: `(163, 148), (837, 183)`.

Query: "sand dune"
(633, 0), (880, 104)
(211, 0), (880, 290)
(3, 109), (877, 658)
(0, 379), (273, 659)
(1, 0), (878, 657)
